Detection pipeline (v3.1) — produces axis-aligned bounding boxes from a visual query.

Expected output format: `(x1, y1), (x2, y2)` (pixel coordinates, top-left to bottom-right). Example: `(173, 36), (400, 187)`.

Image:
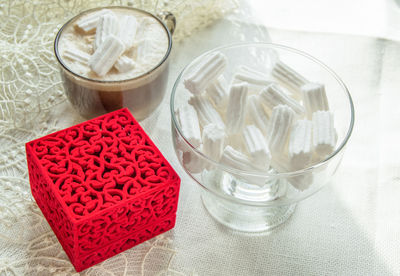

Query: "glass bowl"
(170, 43), (354, 232)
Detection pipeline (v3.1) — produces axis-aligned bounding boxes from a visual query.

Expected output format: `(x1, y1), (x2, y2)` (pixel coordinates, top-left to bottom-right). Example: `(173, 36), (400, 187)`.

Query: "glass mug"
(54, 6), (175, 120)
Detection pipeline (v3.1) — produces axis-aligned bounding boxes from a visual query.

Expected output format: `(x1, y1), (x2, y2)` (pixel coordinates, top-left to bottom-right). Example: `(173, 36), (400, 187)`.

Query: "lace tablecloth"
(1, 0), (400, 275)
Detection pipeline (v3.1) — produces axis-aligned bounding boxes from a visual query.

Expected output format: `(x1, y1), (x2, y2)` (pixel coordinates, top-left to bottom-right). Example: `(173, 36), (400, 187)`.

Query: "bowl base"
(201, 192), (296, 232)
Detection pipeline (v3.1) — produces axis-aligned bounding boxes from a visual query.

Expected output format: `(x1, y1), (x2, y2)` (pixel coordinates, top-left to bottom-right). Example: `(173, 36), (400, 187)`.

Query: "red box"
(25, 108), (180, 272)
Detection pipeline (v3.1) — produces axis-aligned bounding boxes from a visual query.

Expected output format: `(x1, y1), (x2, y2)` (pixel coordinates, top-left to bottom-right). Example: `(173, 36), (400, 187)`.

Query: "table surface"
(1, 0), (400, 275)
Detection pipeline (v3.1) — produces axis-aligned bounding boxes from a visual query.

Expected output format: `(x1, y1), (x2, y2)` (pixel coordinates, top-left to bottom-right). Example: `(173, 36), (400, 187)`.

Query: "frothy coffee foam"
(58, 8), (169, 81)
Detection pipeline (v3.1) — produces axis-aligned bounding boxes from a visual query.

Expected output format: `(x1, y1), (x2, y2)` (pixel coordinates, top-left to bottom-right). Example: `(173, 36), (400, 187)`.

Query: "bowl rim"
(170, 42), (355, 179)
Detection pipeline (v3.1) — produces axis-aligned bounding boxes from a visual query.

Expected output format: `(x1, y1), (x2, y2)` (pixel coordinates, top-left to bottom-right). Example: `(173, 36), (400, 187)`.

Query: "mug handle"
(157, 11), (176, 35)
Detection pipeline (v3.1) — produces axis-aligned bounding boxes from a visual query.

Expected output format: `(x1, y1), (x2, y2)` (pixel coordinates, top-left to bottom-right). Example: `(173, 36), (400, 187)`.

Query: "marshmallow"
(117, 15), (138, 49)
(312, 111), (336, 157)
(246, 94), (269, 134)
(272, 60), (308, 98)
(259, 84), (305, 116)
(184, 52), (227, 95)
(302, 83), (329, 119)
(62, 47), (90, 65)
(89, 35), (125, 77)
(177, 105), (202, 148)
(225, 133), (246, 153)
(134, 17), (153, 39)
(226, 82), (248, 135)
(219, 146), (256, 171)
(267, 105), (295, 154)
(243, 125), (271, 169)
(189, 95), (225, 129)
(136, 39), (153, 63)
(237, 65), (270, 79)
(205, 75), (228, 108)
(202, 123), (225, 161)
(114, 56), (136, 73)
(270, 153), (291, 173)
(182, 146), (206, 174)
(232, 65), (271, 92)
(74, 9), (112, 34)
(270, 154), (312, 191)
(93, 13), (119, 51)
(288, 120), (313, 170)
(220, 146), (270, 186)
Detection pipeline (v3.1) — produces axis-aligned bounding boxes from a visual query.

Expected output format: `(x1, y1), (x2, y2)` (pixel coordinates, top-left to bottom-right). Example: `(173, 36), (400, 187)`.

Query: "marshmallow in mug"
(58, 8), (169, 80)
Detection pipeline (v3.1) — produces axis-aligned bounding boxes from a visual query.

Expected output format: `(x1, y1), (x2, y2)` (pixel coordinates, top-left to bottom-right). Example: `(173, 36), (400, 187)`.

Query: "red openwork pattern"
(25, 108), (180, 272)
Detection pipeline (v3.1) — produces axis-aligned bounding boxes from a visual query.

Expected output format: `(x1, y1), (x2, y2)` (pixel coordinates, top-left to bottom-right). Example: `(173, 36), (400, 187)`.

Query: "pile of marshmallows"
(176, 52), (337, 176)
(65, 9), (140, 76)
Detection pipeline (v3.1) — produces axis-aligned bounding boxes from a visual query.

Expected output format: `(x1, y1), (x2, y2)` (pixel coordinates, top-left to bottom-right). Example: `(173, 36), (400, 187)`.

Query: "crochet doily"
(0, 0), (237, 274)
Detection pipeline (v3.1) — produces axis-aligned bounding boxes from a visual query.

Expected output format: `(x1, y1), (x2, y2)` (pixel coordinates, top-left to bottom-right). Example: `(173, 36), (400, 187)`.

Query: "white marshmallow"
(63, 47), (90, 65)
(225, 133), (246, 153)
(272, 60), (308, 98)
(114, 56), (136, 73)
(136, 39), (154, 63)
(117, 15), (138, 49)
(237, 65), (270, 79)
(302, 83), (329, 119)
(259, 83), (305, 116)
(267, 105), (295, 154)
(226, 82), (248, 135)
(93, 13), (119, 51)
(74, 9), (113, 34)
(219, 146), (256, 171)
(270, 154), (313, 191)
(189, 95), (225, 129)
(312, 111), (336, 157)
(89, 35), (125, 77)
(202, 123), (225, 161)
(270, 153), (291, 173)
(288, 120), (313, 170)
(184, 52), (227, 95)
(220, 146), (270, 186)
(232, 65), (271, 93)
(205, 75), (228, 108)
(177, 105), (202, 148)
(182, 146), (206, 174)
(246, 94), (269, 134)
(243, 125), (271, 169)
